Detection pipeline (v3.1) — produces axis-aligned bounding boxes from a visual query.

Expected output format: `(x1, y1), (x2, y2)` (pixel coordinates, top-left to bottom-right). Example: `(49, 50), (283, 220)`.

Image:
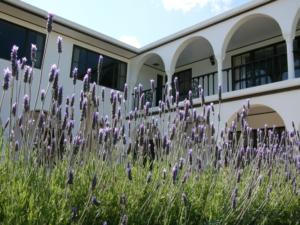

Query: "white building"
(1, 0), (300, 134)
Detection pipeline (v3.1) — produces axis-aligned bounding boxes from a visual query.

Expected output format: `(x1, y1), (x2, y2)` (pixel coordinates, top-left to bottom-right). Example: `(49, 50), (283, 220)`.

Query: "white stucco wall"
(0, 11), (128, 130)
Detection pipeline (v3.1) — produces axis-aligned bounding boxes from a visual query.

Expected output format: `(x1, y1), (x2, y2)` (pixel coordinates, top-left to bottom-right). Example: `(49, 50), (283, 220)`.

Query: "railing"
(191, 71), (217, 98)
(133, 54), (288, 109)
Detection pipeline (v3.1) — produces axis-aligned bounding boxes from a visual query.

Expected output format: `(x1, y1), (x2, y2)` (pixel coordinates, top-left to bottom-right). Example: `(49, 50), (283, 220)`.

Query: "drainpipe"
(284, 34), (295, 80)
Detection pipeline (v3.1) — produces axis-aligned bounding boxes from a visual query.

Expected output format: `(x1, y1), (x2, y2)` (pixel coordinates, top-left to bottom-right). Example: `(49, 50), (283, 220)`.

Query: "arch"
(226, 104), (286, 130)
(170, 35), (215, 75)
(291, 8), (300, 39)
(135, 52), (166, 79)
(221, 13), (284, 57)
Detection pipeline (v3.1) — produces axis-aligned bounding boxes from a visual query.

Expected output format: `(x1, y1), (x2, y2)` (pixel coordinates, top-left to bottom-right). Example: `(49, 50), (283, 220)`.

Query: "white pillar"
(216, 55), (224, 89)
(284, 34), (295, 80)
(165, 71), (173, 100)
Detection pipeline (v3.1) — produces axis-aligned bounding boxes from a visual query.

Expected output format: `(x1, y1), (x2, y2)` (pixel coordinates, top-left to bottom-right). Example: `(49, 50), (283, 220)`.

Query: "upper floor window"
(0, 19), (46, 68)
(294, 36), (300, 78)
(232, 41), (287, 90)
(172, 69), (192, 101)
(71, 45), (127, 91)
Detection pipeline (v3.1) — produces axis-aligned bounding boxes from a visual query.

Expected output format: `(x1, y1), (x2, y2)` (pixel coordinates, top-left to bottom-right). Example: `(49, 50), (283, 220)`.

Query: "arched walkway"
(227, 104), (285, 130)
(170, 36), (216, 99)
(222, 14), (285, 92)
(134, 53), (166, 107)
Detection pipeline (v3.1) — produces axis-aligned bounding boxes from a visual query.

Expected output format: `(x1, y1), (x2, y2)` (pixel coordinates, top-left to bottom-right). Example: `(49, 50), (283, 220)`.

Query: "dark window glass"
(172, 69), (192, 101)
(0, 19), (46, 68)
(232, 41), (287, 90)
(294, 36), (300, 78)
(71, 45), (127, 91)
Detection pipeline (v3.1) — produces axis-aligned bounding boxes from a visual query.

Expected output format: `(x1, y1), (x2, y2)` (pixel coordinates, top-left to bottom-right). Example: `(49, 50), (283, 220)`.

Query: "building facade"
(1, 0), (300, 133)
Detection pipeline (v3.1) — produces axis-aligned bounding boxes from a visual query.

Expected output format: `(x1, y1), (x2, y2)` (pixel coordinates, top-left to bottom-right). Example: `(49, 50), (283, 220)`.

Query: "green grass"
(0, 146), (299, 225)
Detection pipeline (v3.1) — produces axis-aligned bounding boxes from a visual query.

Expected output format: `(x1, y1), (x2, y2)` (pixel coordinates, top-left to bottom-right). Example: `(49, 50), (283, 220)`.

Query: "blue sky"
(22, 0), (251, 48)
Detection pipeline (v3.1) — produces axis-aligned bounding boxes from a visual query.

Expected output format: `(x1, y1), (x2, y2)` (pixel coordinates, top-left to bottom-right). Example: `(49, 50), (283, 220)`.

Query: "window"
(232, 42), (287, 90)
(294, 36), (300, 78)
(172, 69), (192, 101)
(0, 19), (46, 68)
(71, 45), (127, 91)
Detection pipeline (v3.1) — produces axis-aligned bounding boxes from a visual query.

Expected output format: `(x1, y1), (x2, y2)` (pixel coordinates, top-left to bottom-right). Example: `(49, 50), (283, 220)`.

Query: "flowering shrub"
(0, 14), (299, 225)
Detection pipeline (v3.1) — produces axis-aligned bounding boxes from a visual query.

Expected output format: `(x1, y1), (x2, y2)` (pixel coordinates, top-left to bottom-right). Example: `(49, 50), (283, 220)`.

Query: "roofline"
(3, 0), (140, 54)
(137, 0), (275, 54)
(5, 0), (276, 56)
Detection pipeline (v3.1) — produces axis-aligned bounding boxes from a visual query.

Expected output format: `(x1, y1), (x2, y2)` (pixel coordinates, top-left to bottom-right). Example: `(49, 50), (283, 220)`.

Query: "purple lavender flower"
(121, 215), (128, 225)
(12, 102), (17, 116)
(58, 86), (63, 106)
(72, 67), (78, 85)
(174, 77), (178, 92)
(140, 93), (145, 110)
(124, 83), (128, 101)
(138, 83), (143, 97)
(101, 87), (105, 102)
(11, 45), (19, 78)
(150, 79), (155, 92)
(57, 36), (62, 53)
(83, 74), (89, 93)
(231, 187), (238, 209)
(14, 140), (19, 151)
(3, 68), (11, 90)
(47, 13), (53, 33)
(126, 163), (132, 181)
(31, 44), (37, 63)
(48, 64), (56, 83)
(188, 149), (193, 165)
(28, 67), (33, 84)
(91, 196), (100, 206)
(70, 93), (75, 107)
(67, 170), (74, 185)
(23, 95), (30, 112)
(91, 175), (97, 190)
(92, 112), (99, 130)
(175, 91), (179, 107)
(295, 155), (300, 171)
(172, 164), (178, 184)
(40, 89), (46, 102)
(20, 57), (27, 70)
(71, 207), (78, 221)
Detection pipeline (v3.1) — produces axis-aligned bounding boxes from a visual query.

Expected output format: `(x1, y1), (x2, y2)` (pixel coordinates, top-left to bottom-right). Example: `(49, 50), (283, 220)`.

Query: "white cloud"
(162, 0), (233, 13)
(119, 35), (142, 48)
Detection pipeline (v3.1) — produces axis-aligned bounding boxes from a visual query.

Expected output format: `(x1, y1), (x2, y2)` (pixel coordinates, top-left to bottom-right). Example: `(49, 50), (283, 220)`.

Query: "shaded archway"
(227, 104), (286, 147)
(222, 14), (286, 92)
(135, 53), (166, 107)
(227, 104), (285, 130)
(170, 36), (216, 100)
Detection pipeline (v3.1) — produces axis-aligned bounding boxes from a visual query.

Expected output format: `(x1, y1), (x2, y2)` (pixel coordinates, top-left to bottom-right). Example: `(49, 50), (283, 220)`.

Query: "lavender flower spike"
(23, 94), (30, 112)
(31, 44), (37, 63)
(47, 13), (53, 33)
(72, 67), (78, 85)
(3, 68), (11, 90)
(57, 36), (62, 53)
(49, 64), (57, 82)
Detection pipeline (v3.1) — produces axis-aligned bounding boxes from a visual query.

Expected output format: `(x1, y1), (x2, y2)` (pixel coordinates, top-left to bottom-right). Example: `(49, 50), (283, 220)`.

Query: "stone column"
(216, 55), (224, 90)
(284, 34), (295, 80)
